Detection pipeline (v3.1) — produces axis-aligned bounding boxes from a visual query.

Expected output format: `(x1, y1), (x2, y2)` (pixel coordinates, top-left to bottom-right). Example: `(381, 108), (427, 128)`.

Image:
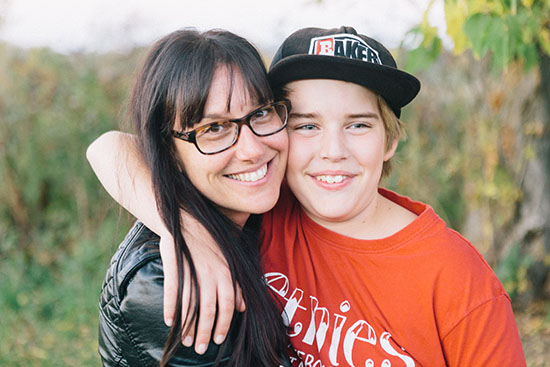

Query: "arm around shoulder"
(87, 130), (243, 351)
(86, 130), (169, 236)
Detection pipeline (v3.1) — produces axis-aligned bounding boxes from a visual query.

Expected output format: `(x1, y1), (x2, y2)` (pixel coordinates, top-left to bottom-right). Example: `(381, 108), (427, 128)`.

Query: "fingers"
(161, 213), (247, 354)
(186, 262), (241, 352)
(193, 283), (218, 354)
(181, 262), (195, 347)
(160, 236), (178, 327)
(211, 280), (236, 346)
(235, 283), (246, 312)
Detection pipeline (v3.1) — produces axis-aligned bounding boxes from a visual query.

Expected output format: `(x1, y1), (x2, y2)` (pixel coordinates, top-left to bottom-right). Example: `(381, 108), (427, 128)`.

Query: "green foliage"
(404, 0), (444, 73)
(391, 50), (530, 261)
(0, 44), (138, 252)
(0, 43), (138, 365)
(464, 10), (540, 70)
(407, 0), (550, 72)
(403, 0), (550, 307)
(405, 26), (443, 73)
(0, 22), (546, 364)
(495, 241), (534, 300)
(0, 220), (128, 366)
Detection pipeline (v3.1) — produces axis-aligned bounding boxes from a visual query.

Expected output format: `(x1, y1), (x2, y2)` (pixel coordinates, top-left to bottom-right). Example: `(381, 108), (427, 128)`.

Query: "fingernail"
(197, 343), (207, 354)
(183, 336), (193, 347)
(165, 318), (173, 327)
(214, 334), (225, 344)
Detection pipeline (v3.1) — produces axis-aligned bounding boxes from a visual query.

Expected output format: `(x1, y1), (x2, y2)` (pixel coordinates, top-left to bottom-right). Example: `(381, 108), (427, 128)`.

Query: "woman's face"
(174, 66), (288, 226)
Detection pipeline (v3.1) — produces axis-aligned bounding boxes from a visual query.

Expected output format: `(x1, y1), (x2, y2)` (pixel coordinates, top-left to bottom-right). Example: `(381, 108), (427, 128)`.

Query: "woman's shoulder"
(98, 221), (164, 365)
(100, 221), (160, 313)
(115, 222), (162, 299)
(98, 221), (234, 366)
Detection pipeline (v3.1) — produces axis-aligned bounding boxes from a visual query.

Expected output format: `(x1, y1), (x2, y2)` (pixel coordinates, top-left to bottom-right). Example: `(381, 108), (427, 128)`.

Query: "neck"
(307, 192), (382, 239)
(305, 192), (416, 240)
(220, 208), (250, 228)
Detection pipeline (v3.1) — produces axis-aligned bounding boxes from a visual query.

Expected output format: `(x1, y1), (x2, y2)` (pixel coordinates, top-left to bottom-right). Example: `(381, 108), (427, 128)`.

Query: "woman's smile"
(175, 67), (288, 225)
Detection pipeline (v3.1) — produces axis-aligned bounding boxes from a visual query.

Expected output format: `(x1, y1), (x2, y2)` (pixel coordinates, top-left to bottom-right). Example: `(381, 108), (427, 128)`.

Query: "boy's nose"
(319, 130), (348, 161)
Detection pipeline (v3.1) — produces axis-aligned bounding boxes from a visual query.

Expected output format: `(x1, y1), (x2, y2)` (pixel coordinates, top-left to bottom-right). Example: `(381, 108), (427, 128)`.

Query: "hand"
(87, 132), (245, 352)
(159, 223), (245, 355)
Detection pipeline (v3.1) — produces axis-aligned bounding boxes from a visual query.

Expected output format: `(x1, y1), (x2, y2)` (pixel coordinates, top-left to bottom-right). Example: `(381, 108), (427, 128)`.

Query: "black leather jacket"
(98, 221), (292, 367)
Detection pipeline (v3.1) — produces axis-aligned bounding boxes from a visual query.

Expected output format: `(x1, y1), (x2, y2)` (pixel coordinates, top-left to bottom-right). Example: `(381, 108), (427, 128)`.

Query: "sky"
(0, 0), (448, 55)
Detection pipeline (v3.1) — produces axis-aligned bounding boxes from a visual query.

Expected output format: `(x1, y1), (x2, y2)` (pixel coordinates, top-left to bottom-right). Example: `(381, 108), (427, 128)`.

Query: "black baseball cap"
(268, 26), (420, 118)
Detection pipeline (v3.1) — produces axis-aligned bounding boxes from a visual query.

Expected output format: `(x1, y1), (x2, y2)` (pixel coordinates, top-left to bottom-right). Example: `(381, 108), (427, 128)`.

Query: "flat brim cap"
(268, 26), (421, 118)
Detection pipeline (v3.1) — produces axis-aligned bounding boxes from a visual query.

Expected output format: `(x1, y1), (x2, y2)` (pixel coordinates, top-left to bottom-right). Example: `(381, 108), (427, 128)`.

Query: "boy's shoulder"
(381, 187), (500, 277)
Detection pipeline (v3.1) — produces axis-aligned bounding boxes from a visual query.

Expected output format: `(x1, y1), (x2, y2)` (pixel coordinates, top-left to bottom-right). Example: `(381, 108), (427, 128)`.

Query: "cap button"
(340, 26), (357, 35)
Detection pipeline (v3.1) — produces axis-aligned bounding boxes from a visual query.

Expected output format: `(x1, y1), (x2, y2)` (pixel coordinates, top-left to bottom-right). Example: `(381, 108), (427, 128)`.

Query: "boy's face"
(285, 79), (397, 227)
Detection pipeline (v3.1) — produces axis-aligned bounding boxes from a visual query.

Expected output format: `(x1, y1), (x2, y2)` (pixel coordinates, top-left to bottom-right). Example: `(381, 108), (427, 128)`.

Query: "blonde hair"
(378, 95), (406, 178)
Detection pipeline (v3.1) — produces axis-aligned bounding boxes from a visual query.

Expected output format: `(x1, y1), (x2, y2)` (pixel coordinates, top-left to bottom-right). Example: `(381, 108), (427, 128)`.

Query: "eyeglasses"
(172, 100), (290, 155)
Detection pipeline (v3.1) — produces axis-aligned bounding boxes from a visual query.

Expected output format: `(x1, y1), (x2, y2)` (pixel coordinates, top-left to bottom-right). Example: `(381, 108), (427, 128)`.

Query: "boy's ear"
(384, 139), (398, 161)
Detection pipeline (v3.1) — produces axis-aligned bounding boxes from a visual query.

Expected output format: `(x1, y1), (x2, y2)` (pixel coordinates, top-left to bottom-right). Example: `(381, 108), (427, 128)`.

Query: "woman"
(89, 28), (292, 366)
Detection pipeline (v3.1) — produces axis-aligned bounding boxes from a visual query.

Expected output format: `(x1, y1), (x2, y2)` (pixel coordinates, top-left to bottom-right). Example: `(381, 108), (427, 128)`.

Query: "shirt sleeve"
(442, 294), (526, 367)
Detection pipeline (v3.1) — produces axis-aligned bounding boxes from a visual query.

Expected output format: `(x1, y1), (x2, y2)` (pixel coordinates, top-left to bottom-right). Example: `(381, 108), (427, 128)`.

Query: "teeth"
(316, 175), (346, 184)
(228, 164), (268, 182)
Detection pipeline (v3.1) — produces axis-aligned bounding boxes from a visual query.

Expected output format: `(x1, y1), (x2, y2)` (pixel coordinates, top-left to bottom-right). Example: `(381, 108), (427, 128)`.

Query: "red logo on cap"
(314, 37), (335, 55)
(308, 33), (382, 65)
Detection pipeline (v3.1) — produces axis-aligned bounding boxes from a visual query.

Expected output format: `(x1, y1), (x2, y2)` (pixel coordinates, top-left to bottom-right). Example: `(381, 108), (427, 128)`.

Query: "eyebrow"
(202, 113), (229, 120)
(202, 102), (262, 121)
(289, 112), (380, 119)
(347, 112), (380, 119)
(289, 112), (317, 119)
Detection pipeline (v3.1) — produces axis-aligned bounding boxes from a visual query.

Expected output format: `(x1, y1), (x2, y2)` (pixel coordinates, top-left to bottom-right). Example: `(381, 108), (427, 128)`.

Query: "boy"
(261, 26), (525, 366)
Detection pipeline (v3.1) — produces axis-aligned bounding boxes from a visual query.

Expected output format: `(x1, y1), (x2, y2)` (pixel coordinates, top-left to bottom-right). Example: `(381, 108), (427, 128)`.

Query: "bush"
(0, 43), (139, 365)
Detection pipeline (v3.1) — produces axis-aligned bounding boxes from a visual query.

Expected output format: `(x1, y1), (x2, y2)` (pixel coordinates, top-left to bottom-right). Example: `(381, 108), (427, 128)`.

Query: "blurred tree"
(409, 0), (550, 301)
(0, 42), (141, 365)
(0, 44), (137, 264)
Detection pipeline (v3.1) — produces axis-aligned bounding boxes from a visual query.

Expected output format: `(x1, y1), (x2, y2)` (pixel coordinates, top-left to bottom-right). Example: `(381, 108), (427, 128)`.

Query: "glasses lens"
(195, 121), (238, 154)
(249, 102), (288, 136)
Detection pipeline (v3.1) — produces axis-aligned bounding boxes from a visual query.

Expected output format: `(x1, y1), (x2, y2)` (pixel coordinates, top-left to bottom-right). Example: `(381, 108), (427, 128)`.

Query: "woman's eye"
(201, 122), (232, 136)
(206, 124), (224, 133)
(251, 108), (271, 122)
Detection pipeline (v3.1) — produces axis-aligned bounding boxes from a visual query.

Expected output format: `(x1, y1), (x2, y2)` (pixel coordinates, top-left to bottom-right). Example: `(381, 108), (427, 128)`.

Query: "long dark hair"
(128, 29), (288, 366)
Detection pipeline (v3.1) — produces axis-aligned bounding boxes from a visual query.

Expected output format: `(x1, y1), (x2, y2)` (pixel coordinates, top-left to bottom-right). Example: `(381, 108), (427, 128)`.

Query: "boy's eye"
(348, 122), (371, 129)
(294, 123), (317, 130)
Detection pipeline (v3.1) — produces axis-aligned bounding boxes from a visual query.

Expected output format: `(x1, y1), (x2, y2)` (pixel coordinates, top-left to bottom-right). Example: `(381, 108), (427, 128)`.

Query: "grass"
(0, 218), (131, 367)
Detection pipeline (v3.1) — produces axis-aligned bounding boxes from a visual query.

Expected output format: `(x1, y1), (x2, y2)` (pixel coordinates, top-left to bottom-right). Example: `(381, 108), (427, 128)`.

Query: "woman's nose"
(234, 125), (264, 161)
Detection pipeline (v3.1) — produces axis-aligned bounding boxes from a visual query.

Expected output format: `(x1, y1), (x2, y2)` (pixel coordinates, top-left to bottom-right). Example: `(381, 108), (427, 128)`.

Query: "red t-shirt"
(261, 187), (525, 367)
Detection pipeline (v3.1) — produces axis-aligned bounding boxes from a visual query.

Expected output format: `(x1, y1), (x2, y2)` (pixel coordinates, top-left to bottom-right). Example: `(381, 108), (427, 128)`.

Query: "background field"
(1, 3), (550, 365)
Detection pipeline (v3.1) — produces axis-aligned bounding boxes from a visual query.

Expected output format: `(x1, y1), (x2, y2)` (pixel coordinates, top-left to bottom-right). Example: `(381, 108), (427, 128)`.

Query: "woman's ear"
(384, 139), (398, 161)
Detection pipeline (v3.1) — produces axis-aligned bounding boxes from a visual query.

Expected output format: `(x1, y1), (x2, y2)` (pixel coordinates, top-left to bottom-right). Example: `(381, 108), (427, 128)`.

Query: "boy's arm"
(86, 131), (244, 354)
(442, 294), (525, 366)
